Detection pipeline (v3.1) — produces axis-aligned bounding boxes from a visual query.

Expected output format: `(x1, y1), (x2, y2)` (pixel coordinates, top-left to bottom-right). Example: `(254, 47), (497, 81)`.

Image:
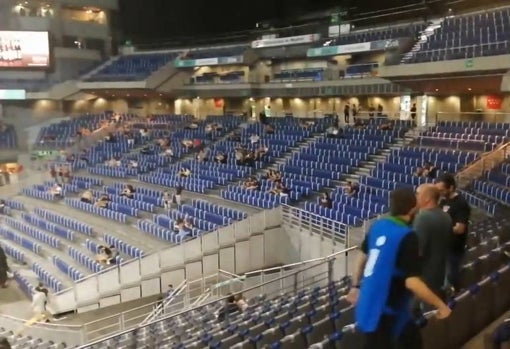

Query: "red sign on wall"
(486, 95), (502, 110)
(214, 98), (224, 108)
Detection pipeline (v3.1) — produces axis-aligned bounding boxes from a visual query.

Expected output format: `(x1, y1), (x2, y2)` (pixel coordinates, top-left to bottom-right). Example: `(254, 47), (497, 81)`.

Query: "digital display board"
(0, 31), (50, 68)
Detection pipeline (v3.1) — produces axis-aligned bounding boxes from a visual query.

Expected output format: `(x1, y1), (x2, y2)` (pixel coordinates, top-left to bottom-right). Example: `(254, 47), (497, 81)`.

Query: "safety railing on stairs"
(76, 245), (357, 348)
(456, 142), (510, 189)
(281, 204), (350, 246)
(140, 279), (188, 325)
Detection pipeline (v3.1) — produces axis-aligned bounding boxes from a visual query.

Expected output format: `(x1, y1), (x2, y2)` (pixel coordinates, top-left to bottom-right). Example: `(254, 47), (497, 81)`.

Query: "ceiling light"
(126, 93), (130, 97)
(468, 88), (472, 91)
(144, 94), (147, 97)
(435, 88), (439, 92)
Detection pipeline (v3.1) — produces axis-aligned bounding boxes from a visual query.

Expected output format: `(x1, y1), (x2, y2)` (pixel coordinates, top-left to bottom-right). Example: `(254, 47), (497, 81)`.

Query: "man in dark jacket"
(0, 246), (8, 288)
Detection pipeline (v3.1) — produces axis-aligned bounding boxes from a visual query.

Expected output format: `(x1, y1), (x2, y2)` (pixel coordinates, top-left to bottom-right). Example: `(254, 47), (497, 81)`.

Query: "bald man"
(414, 184), (452, 298)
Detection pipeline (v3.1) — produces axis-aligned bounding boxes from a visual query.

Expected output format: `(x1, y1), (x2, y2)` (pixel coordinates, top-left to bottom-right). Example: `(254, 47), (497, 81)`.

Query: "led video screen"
(0, 31), (50, 68)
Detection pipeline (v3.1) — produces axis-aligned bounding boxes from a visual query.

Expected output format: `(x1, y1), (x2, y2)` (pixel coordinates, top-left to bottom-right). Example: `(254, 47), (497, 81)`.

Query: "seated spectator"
(235, 294), (248, 312)
(229, 130), (241, 142)
(186, 122), (199, 130)
(345, 181), (359, 197)
(269, 182), (288, 196)
(354, 119), (367, 129)
(326, 126), (340, 138)
(96, 245), (112, 264)
(48, 183), (63, 198)
(0, 200), (6, 215)
(158, 138), (170, 148)
(120, 185), (135, 199)
(105, 132), (116, 143)
(379, 122), (393, 131)
(106, 157), (117, 167)
(62, 166), (71, 183)
(235, 149), (245, 166)
(255, 146), (268, 160)
(181, 139), (193, 149)
(244, 177), (260, 190)
(184, 216), (194, 229)
(423, 162), (438, 179)
(215, 123), (223, 131)
(414, 166), (425, 177)
(196, 149), (208, 163)
(217, 294), (239, 322)
(65, 153), (76, 162)
(80, 190), (93, 204)
(264, 124), (275, 134)
(163, 191), (172, 209)
(320, 192), (333, 209)
(244, 151), (256, 167)
(179, 168), (191, 178)
(215, 152), (227, 164)
(173, 218), (185, 233)
(174, 186), (183, 206)
(139, 128), (149, 138)
(250, 134), (260, 144)
(128, 160), (138, 169)
(94, 194), (110, 209)
(107, 245), (119, 264)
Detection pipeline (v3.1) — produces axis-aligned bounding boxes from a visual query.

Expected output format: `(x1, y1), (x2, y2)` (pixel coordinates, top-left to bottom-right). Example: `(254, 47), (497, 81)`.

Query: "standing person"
(410, 103), (417, 125)
(413, 184), (452, 300)
(0, 337), (11, 349)
(173, 186), (183, 206)
(436, 173), (471, 293)
(0, 245), (8, 288)
(344, 104), (350, 124)
(346, 188), (451, 349)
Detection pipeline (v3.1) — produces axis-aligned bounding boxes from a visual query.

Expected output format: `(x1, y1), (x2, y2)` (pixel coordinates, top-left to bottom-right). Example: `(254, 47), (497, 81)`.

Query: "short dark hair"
(390, 188), (416, 216)
(227, 294), (235, 303)
(437, 173), (456, 189)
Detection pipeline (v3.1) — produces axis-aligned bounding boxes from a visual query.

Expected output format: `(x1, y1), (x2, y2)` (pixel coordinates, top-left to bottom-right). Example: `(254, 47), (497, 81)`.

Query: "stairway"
(401, 19), (444, 64)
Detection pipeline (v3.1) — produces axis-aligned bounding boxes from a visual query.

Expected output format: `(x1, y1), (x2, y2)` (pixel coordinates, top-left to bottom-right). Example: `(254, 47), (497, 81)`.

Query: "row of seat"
(52, 255), (85, 282)
(0, 227), (42, 255)
(34, 208), (94, 236)
(4, 217), (61, 249)
(21, 213), (75, 242)
(68, 246), (104, 274)
(65, 198), (128, 223)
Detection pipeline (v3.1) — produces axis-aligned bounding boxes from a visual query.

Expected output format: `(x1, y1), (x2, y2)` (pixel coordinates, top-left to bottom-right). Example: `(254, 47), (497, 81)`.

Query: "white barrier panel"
(184, 238), (202, 261)
(266, 207), (282, 228)
(249, 235), (264, 271)
(49, 289), (75, 314)
(99, 295), (120, 308)
(120, 261), (141, 286)
(98, 268), (120, 297)
(219, 247), (235, 274)
(140, 253), (161, 278)
(249, 213), (265, 235)
(120, 286), (140, 302)
(235, 241), (250, 274)
(160, 244), (185, 270)
(185, 261), (203, 280)
(202, 230), (219, 253)
(141, 278), (160, 297)
(234, 218), (251, 241)
(219, 224), (235, 246)
(161, 269), (185, 290)
(76, 277), (99, 306)
(203, 254), (219, 275)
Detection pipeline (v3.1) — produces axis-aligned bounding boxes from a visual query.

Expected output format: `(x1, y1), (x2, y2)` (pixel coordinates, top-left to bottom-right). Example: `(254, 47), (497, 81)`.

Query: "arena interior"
(0, 0), (510, 348)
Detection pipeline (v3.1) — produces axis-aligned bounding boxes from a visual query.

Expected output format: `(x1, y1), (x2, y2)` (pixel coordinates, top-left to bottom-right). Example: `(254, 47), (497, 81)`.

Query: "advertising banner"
(0, 31), (50, 68)
(251, 34), (321, 49)
(307, 39), (401, 57)
(174, 56), (243, 67)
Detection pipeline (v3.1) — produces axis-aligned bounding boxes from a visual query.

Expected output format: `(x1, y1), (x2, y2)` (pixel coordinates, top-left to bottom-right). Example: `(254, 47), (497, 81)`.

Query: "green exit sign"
(465, 59), (474, 68)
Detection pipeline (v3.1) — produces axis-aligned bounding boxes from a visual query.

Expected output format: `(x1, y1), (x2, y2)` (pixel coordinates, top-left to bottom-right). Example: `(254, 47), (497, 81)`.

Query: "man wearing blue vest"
(347, 188), (451, 349)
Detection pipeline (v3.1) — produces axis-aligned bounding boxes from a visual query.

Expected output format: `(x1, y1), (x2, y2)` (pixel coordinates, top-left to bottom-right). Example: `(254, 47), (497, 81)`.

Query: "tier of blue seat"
(85, 53), (179, 82)
(409, 8), (510, 62)
(0, 326), (65, 349)
(273, 68), (324, 82)
(34, 113), (134, 150)
(0, 124), (17, 149)
(318, 23), (426, 47)
(82, 218), (510, 349)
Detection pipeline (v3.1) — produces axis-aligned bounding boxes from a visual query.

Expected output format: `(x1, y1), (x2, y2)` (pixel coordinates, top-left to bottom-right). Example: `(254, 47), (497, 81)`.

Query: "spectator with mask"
(436, 173), (471, 293)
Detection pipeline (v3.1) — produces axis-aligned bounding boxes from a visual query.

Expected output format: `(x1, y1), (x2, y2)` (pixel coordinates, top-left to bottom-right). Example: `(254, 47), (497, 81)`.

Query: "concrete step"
(369, 155), (388, 162)
(354, 168), (372, 175)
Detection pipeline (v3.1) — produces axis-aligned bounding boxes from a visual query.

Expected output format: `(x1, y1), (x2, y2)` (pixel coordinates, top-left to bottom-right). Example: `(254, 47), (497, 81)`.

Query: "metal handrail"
(410, 39), (510, 56)
(140, 279), (188, 325)
(76, 246), (357, 348)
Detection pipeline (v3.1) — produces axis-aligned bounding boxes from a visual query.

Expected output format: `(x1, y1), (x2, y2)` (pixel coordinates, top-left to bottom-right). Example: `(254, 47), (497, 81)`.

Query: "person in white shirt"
(250, 134), (260, 144)
(49, 183), (62, 198)
(31, 287), (49, 321)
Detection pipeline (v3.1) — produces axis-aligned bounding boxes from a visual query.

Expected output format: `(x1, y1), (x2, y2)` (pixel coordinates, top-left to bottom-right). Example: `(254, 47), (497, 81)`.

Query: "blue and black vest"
(355, 216), (413, 336)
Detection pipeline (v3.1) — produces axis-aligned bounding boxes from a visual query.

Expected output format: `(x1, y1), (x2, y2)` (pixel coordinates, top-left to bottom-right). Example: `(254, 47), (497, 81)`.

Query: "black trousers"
(364, 315), (422, 349)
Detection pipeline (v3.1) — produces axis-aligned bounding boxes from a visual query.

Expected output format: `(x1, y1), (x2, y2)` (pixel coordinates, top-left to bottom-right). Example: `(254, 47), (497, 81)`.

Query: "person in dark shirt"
(347, 188), (451, 349)
(217, 294), (239, 322)
(410, 103), (417, 124)
(436, 173), (471, 292)
(320, 192), (333, 209)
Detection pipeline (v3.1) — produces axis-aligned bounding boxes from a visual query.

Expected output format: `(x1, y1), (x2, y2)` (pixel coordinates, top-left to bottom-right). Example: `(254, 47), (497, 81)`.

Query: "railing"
(281, 204), (349, 246)
(0, 314), (84, 348)
(436, 111), (510, 125)
(76, 246), (357, 349)
(416, 135), (490, 151)
(46, 208), (280, 315)
(456, 142), (510, 189)
(140, 279), (188, 325)
(404, 40), (510, 63)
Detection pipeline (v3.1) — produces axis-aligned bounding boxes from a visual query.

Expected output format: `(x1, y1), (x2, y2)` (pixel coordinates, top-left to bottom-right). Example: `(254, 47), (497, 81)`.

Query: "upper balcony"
(59, 0), (118, 10)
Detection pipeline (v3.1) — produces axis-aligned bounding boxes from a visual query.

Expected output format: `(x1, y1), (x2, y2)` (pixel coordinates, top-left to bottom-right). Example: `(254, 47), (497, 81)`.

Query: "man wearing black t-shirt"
(436, 174), (471, 292)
